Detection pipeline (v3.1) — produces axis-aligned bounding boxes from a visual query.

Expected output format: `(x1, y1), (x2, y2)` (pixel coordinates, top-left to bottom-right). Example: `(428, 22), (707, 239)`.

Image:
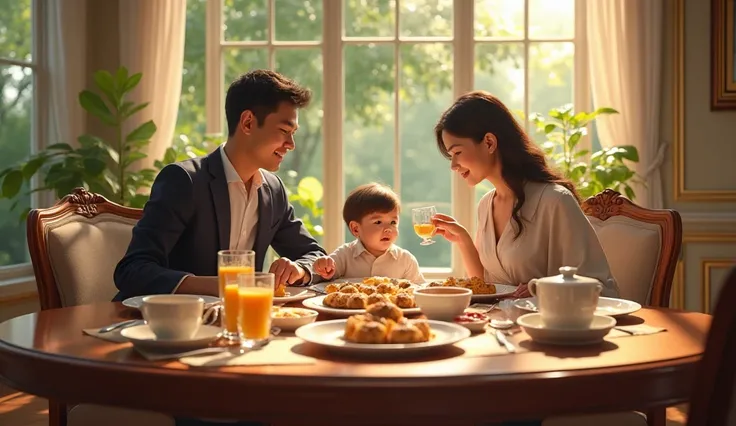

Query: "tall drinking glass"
(217, 250), (255, 341)
(237, 272), (274, 348)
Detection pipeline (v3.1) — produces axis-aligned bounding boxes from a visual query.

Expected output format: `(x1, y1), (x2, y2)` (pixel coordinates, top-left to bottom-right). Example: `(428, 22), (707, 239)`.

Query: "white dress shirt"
(220, 145), (263, 251)
(328, 239), (425, 283)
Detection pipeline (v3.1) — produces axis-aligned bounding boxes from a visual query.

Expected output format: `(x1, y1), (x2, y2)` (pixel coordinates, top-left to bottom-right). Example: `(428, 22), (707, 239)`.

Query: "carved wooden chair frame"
(26, 187), (142, 311)
(581, 189), (683, 308)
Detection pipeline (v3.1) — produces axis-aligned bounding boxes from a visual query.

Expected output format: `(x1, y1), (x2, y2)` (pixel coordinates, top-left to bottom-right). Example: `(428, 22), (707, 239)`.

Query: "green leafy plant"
(0, 67), (159, 215)
(531, 104), (641, 200)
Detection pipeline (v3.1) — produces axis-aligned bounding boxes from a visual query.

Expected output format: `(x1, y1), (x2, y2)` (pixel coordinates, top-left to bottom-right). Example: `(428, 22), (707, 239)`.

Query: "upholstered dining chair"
(27, 187), (173, 426)
(687, 267), (736, 426)
(581, 189), (683, 308)
(544, 190), (683, 426)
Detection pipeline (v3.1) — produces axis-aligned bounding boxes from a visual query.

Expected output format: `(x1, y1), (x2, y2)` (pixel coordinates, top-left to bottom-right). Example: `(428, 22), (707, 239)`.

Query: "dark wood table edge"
(0, 334), (702, 422)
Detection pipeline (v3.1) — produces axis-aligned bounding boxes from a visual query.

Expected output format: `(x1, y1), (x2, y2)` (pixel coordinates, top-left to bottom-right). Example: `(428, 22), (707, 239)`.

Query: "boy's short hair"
(343, 183), (400, 226)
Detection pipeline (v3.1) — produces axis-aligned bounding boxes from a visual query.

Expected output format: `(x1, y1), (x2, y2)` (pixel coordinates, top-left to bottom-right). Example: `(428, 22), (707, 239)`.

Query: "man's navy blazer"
(113, 148), (326, 301)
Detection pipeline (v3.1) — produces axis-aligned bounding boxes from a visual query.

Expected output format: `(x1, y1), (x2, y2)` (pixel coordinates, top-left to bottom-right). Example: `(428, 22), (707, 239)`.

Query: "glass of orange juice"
(412, 206), (437, 246)
(217, 250), (255, 341)
(237, 272), (274, 348)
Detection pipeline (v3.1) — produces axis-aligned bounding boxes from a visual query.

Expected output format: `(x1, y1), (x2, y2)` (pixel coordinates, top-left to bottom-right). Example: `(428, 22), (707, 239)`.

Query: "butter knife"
(98, 319), (141, 333)
(494, 329), (516, 353)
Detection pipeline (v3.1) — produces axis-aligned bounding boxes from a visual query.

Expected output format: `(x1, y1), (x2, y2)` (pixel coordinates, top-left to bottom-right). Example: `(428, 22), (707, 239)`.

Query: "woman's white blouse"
(475, 182), (619, 297)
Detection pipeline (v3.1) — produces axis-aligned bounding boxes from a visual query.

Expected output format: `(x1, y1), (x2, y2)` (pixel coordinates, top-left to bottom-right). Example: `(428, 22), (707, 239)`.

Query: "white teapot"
(528, 266), (603, 329)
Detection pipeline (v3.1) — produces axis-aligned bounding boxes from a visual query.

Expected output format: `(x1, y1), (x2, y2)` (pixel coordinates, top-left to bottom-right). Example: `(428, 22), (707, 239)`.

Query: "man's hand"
(313, 257), (336, 280)
(269, 257), (307, 289)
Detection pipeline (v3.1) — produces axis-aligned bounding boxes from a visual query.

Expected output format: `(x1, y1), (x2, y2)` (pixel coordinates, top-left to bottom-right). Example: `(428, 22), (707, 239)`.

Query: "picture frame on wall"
(712, 0), (736, 109)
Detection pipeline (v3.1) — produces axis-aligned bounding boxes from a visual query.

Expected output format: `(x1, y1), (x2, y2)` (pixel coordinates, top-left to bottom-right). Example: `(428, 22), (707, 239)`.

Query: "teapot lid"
(537, 266), (601, 286)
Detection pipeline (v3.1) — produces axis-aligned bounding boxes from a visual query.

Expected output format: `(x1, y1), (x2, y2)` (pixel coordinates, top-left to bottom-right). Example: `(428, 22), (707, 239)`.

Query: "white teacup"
(528, 266), (602, 330)
(140, 295), (204, 340)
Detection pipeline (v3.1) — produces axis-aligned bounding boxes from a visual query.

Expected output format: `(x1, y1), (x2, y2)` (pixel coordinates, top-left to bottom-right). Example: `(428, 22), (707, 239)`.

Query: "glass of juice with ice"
(237, 272), (274, 348)
(217, 250), (255, 341)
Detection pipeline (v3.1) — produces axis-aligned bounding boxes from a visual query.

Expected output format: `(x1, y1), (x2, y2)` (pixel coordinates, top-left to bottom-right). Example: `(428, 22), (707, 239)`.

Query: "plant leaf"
(79, 91), (116, 125)
(93, 70), (119, 107)
(22, 156), (47, 180)
(115, 67), (129, 89)
(123, 73), (142, 93)
(2, 170), (24, 198)
(83, 158), (107, 175)
(126, 120), (157, 142)
(297, 176), (324, 203)
(123, 102), (149, 118)
(46, 143), (73, 151)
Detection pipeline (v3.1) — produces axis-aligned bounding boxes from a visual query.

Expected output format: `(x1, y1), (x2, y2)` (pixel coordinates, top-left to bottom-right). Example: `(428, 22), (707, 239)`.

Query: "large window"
(0, 0), (36, 272)
(177, 0), (587, 276)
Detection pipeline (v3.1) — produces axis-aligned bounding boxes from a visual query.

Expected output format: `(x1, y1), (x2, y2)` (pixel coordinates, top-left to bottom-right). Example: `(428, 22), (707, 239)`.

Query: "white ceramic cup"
(528, 268), (602, 330)
(414, 287), (472, 321)
(140, 295), (204, 340)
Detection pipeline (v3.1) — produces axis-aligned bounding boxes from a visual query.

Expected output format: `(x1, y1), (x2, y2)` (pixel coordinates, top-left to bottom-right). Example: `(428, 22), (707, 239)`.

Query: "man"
(114, 70), (326, 426)
(114, 69), (325, 302)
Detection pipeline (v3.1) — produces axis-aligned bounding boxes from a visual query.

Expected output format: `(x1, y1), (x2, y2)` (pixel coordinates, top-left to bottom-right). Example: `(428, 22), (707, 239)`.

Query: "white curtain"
(118, 0), (187, 170)
(587, 1), (666, 209)
(45, 0), (88, 206)
(46, 0), (87, 150)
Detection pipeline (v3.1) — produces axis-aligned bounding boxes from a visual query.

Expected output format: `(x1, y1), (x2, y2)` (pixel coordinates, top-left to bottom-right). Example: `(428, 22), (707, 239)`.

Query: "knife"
(98, 319), (141, 333)
(494, 329), (517, 353)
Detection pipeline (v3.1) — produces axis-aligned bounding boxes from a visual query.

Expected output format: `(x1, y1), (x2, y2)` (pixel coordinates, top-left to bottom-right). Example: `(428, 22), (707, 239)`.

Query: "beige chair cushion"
(543, 411), (647, 426)
(68, 404), (174, 426)
(588, 216), (661, 305)
(45, 213), (137, 307)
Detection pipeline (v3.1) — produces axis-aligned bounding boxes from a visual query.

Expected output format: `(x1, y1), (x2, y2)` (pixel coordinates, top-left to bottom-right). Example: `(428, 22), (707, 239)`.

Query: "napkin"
(454, 331), (528, 357)
(178, 336), (315, 367)
(82, 321), (144, 343)
(608, 324), (667, 338)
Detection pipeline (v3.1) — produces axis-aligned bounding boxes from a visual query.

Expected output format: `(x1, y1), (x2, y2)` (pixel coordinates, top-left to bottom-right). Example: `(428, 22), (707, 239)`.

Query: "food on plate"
(322, 277), (416, 309)
(271, 307), (314, 318)
(429, 276), (497, 295)
(274, 285), (286, 297)
(454, 311), (488, 324)
(343, 301), (432, 344)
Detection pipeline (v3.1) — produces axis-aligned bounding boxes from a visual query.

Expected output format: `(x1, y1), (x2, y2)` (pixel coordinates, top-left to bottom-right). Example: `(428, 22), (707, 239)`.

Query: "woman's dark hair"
(435, 90), (580, 239)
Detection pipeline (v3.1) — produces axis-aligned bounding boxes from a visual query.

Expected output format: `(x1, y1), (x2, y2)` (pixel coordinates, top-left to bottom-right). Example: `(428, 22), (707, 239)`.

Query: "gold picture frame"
(712, 0), (736, 109)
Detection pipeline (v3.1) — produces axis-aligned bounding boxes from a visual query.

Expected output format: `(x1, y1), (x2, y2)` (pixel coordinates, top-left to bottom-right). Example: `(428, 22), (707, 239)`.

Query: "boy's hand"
(314, 257), (336, 280)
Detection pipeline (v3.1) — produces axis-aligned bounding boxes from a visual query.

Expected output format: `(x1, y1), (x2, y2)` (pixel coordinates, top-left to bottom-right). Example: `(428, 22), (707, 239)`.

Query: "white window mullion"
(574, 0), (592, 151)
(322, 0), (344, 253)
(393, 1), (401, 196)
(268, 0), (275, 68)
(206, 0), (223, 135)
(452, 0), (475, 278)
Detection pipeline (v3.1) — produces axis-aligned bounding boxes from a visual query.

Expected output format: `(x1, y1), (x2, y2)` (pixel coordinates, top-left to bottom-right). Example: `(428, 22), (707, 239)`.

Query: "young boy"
(313, 183), (425, 283)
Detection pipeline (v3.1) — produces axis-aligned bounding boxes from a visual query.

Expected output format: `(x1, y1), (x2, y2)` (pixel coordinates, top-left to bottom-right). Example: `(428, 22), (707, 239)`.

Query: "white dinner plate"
(517, 313), (616, 346)
(120, 324), (222, 352)
(122, 295), (220, 310)
(295, 319), (470, 356)
(302, 295), (422, 317)
(273, 287), (316, 304)
(514, 296), (642, 317)
(470, 284), (518, 301)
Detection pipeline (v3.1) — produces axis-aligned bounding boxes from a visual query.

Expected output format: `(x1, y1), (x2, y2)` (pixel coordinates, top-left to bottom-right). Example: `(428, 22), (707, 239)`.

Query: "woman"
(432, 91), (618, 299)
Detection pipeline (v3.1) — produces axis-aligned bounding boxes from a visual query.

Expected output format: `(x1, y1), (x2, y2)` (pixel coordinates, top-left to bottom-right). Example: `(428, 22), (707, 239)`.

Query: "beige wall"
(661, 0), (736, 312)
(84, 0), (121, 139)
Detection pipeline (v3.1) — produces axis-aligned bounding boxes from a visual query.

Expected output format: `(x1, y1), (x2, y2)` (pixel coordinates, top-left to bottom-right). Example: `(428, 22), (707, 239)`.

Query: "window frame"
(205, 0), (589, 280)
(0, 0), (47, 289)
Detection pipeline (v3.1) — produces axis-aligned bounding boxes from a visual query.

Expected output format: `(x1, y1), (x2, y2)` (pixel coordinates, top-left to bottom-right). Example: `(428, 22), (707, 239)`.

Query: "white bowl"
(517, 313), (616, 346)
(271, 307), (318, 331)
(414, 287), (472, 321)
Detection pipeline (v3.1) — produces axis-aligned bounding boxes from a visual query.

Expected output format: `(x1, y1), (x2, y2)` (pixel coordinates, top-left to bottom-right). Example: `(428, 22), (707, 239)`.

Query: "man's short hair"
(343, 183), (401, 226)
(225, 69), (311, 136)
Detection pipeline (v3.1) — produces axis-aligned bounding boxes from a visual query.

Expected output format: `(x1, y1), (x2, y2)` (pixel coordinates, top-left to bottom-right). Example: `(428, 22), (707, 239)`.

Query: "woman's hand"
(432, 213), (471, 245)
(512, 283), (531, 298)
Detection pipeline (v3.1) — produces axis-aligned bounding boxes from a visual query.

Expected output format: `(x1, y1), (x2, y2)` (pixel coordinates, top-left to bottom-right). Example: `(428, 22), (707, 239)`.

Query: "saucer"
(120, 324), (222, 352)
(516, 313), (616, 346)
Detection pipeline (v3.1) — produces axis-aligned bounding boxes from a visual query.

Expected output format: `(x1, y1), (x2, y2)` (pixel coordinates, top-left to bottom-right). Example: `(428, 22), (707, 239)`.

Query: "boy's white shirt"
(327, 240), (425, 283)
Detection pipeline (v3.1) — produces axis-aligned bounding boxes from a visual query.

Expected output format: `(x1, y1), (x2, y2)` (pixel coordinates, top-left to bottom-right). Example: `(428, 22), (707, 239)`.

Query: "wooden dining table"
(0, 302), (710, 426)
